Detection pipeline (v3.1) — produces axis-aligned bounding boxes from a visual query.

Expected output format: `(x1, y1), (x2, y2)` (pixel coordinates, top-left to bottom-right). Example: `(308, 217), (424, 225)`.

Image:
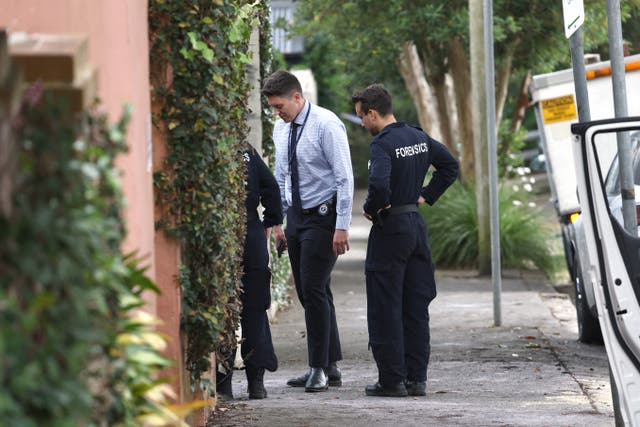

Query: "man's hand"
(333, 229), (350, 257)
(417, 196), (425, 204)
(363, 204), (391, 222)
(272, 224), (286, 250)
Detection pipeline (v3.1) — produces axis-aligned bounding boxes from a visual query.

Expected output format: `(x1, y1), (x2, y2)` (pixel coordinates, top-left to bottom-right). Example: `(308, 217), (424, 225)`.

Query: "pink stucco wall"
(2, 0), (156, 285)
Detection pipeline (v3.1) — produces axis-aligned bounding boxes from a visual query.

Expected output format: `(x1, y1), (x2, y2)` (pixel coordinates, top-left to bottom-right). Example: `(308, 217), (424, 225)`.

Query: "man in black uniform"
(216, 144), (284, 400)
(351, 84), (458, 397)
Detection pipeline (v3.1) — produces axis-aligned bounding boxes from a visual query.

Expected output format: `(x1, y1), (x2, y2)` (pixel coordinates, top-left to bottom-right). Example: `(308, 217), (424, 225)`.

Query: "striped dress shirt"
(273, 100), (354, 230)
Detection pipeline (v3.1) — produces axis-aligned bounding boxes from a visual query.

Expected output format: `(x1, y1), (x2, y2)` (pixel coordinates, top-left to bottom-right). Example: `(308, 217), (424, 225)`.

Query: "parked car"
(604, 132), (640, 236)
(528, 153), (546, 173)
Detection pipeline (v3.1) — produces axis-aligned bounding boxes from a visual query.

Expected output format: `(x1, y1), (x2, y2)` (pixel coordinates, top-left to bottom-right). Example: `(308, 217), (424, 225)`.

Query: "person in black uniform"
(216, 144), (284, 400)
(351, 84), (458, 397)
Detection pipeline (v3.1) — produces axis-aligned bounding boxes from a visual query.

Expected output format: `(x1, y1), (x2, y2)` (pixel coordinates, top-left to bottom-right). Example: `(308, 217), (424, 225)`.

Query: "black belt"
(301, 196), (336, 216)
(385, 204), (419, 215)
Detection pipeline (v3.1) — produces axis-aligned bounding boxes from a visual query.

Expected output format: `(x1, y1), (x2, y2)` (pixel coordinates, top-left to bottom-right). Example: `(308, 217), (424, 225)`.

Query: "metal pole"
(607, 0), (635, 233)
(569, 28), (591, 123)
(484, 0), (501, 326)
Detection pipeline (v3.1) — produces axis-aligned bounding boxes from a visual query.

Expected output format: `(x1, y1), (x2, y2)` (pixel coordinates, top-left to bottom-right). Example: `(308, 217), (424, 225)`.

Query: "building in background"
(269, 0), (304, 60)
(269, 1), (318, 105)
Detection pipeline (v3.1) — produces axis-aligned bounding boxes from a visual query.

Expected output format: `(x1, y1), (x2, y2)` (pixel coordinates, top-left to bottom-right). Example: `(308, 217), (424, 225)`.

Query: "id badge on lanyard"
(286, 104), (311, 206)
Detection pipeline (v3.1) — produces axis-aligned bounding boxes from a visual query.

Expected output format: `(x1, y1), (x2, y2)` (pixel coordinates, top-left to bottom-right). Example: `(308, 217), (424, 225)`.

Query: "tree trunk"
(469, 0), (491, 276)
(398, 42), (442, 141)
(511, 71), (531, 133)
(445, 73), (460, 148)
(431, 74), (455, 153)
(494, 49), (513, 130)
(448, 36), (474, 185)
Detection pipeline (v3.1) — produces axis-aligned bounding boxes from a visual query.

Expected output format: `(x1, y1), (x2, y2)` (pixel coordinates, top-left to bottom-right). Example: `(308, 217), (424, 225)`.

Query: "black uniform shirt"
(244, 148), (283, 228)
(364, 122), (459, 216)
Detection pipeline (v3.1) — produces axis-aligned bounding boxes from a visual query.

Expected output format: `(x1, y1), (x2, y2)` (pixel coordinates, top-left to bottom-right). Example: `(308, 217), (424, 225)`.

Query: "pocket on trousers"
(365, 229), (394, 272)
(365, 259), (391, 272)
(378, 215), (412, 235)
(305, 228), (334, 261)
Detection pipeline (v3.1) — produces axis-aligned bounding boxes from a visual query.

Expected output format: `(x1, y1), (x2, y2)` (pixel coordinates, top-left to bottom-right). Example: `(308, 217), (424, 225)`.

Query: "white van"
(530, 55), (640, 343)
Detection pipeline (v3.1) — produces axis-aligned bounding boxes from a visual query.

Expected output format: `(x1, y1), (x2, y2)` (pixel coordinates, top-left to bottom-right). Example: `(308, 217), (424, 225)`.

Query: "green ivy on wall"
(149, 1), (272, 392)
(259, 6), (276, 162)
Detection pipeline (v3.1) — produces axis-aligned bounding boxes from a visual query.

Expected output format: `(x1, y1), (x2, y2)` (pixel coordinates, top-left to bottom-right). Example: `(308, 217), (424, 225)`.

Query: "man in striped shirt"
(262, 70), (354, 392)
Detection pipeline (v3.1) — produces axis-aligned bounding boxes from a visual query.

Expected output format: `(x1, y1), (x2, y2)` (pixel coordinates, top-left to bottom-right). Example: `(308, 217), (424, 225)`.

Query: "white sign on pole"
(562, 0), (585, 39)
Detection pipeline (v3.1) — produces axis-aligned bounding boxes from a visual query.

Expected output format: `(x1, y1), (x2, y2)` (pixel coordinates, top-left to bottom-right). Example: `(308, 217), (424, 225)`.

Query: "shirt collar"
(292, 100), (310, 126)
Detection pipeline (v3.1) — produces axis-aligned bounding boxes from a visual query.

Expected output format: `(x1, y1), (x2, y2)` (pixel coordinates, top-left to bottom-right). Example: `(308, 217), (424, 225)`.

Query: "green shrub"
(421, 181), (555, 276)
(0, 90), (179, 426)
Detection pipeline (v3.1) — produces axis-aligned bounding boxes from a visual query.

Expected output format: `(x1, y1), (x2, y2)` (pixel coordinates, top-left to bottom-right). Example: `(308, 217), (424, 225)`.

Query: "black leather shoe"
(287, 363), (342, 387)
(405, 381), (426, 396)
(286, 372), (309, 387)
(365, 382), (408, 397)
(304, 367), (328, 392)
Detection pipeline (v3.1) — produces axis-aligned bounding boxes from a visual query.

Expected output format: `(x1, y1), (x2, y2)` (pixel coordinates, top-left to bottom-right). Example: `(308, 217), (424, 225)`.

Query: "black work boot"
(246, 366), (267, 399)
(216, 370), (234, 401)
(365, 382), (408, 397)
(405, 380), (427, 396)
(324, 362), (342, 386)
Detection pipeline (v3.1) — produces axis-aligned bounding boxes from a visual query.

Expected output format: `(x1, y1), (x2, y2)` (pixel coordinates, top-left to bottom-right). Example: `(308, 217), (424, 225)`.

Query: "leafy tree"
(295, 0), (614, 183)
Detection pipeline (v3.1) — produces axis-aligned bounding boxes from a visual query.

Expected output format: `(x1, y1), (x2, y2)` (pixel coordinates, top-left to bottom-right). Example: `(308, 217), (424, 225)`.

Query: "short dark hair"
(262, 70), (303, 98)
(351, 84), (392, 116)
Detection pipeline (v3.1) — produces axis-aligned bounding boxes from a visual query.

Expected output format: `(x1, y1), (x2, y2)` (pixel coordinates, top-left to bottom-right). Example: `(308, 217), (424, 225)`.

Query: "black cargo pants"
(365, 211), (436, 386)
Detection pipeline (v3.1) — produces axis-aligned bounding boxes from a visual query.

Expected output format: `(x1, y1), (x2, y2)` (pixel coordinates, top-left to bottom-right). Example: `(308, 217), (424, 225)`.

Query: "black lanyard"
(288, 103), (311, 172)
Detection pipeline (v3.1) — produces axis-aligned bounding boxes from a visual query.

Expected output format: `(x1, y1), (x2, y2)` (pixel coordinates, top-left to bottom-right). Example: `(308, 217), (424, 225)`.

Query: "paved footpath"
(211, 192), (614, 427)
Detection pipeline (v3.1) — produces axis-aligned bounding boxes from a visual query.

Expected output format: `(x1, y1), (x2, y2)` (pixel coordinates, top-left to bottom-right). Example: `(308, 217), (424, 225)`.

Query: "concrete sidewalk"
(212, 192), (614, 427)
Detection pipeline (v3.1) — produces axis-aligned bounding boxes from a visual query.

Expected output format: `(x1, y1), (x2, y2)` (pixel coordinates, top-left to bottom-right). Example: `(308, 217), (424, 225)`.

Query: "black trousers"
(238, 219), (278, 372)
(286, 208), (342, 368)
(365, 212), (436, 386)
